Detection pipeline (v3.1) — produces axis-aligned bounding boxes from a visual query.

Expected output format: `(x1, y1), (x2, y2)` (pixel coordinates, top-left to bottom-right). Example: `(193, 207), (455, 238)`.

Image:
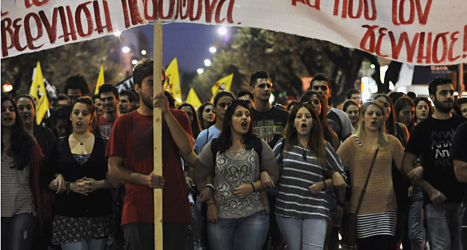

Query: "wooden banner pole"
(153, 22), (163, 250)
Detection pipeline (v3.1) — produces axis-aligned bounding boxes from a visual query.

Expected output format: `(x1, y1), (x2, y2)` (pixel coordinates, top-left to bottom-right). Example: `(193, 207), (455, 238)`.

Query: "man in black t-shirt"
(451, 121), (467, 250)
(403, 77), (466, 250)
(249, 71), (289, 149)
(249, 71), (288, 250)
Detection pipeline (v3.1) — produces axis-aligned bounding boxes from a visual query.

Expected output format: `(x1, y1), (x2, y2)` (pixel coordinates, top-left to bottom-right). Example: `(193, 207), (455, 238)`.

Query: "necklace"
(73, 133), (91, 145)
(298, 142), (307, 160)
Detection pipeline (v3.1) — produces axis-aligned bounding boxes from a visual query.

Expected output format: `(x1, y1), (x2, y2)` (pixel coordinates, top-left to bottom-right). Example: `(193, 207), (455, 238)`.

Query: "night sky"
(138, 23), (221, 73)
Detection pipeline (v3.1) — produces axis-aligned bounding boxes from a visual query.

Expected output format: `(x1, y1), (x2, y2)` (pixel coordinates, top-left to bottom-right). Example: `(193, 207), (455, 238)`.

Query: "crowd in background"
(2, 62), (467, 250)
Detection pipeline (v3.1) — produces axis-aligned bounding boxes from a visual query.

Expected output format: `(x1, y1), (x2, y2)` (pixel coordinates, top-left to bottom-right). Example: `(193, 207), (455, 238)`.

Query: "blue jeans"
(462, 205), (467, 250)
(408, 187), (425, 250)
(207, 210), (269, 250)
(61, 238), (107, 250)
(425, 203), (462, 250)
(276, 215), (327, 250)
(1, 213), (36, 250)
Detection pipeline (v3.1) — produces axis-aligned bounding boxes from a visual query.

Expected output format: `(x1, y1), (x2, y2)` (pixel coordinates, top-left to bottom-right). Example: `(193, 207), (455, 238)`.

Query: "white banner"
(2, 0), (467, 65)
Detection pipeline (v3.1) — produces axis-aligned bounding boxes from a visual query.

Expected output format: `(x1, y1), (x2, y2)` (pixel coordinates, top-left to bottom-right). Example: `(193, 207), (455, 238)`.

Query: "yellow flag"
(164, 58), (182, 106)
(211, 73), (233, 101)
(186, 88), (202, 109)
(29, 62), (49, 125)
(94, 66), (105, 95)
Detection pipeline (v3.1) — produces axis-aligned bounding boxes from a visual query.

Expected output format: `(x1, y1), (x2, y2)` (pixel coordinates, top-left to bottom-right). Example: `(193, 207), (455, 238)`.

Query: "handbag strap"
(354, 148), (379, 215)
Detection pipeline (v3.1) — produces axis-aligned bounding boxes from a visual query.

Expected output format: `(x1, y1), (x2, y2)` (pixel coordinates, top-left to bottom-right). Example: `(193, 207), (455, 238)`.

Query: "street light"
(113, 31), (121, 36)
(209, 47), (217, 53)
(218, 27), (227, 36)
(204, 59), (212, 67)
(141, 50), (147, 55)
(2, 83), (13, 92)
(122, 46), (130, 53)
(131, 59), (138, 65)
(197, 68), (204, 74)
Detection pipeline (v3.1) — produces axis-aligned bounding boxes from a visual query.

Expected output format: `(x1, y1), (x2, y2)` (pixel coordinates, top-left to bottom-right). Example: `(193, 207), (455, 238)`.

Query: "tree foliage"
(1, 36), (124, 97)
(193, 27), (380, 105)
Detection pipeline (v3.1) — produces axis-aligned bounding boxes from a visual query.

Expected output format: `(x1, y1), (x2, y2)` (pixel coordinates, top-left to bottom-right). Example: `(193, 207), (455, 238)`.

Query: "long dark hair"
(72, 96), (102, 137)
(1, 95), (33, 170)
(300, 91), (335, 147)
(394, 97), (415, 133)
(373, 94), (396, 135)
(197, 102), (215, 130)
(216, 100), (256, 154)
(178, 103), (202, 139)
(283, 103), (326, 165)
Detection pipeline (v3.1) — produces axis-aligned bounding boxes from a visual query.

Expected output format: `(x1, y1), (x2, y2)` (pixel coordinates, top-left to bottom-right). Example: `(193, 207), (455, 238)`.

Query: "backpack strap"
(210, 138), (219, 166)
(253, 137), (263, 169)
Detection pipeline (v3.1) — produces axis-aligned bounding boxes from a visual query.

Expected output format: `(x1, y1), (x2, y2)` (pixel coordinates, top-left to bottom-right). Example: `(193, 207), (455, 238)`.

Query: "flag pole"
(153, 22), (163, 250)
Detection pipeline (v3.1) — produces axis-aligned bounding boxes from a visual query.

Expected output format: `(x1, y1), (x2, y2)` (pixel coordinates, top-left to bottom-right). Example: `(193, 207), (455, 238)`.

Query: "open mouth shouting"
(300, 122), (308, 131)
(76, 121), (83, 129)
(241, 120), (248, 130)
(370, 120), (378, 125)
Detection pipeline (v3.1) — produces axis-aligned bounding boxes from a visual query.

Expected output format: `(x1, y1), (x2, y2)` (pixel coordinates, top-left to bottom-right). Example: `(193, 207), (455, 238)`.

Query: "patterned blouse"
(213, 148), (264, 218)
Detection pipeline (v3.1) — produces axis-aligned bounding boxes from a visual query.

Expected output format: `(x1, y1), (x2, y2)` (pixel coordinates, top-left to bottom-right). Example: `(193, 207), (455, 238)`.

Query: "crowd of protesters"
(2, 59), (467, 250)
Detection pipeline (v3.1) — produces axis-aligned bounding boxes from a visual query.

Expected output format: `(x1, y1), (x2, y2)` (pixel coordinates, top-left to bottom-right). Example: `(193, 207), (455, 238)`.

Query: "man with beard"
(107, 59), (194, 250)
(402, 77), (466, 250)
(15, 94), (56, 154)
(98, 84), (120, 137)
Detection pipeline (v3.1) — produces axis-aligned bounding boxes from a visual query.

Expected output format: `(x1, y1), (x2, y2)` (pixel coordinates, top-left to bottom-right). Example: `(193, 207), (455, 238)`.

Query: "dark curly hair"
(1, 94), (33, 170)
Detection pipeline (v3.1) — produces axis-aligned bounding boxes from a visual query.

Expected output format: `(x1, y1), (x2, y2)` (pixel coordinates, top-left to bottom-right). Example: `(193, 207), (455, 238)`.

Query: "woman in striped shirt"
(1, 94), (51, 249)
(337, 101), (405, 250)
(273, 103), (346, 250)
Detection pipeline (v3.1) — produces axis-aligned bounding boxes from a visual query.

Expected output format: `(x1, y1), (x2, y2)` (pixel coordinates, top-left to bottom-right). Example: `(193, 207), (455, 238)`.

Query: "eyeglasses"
(312, 85), (328, 91)
(228, 100), (251, 109)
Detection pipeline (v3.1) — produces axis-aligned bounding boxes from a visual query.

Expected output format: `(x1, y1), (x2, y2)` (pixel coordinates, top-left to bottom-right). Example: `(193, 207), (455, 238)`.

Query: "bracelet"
(205, 184), (214, 191)
(65, 181), (71, 193)
(322, 180), (326, 189)
(206, 203), (216, 206)
(251, 183), (256, 192)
